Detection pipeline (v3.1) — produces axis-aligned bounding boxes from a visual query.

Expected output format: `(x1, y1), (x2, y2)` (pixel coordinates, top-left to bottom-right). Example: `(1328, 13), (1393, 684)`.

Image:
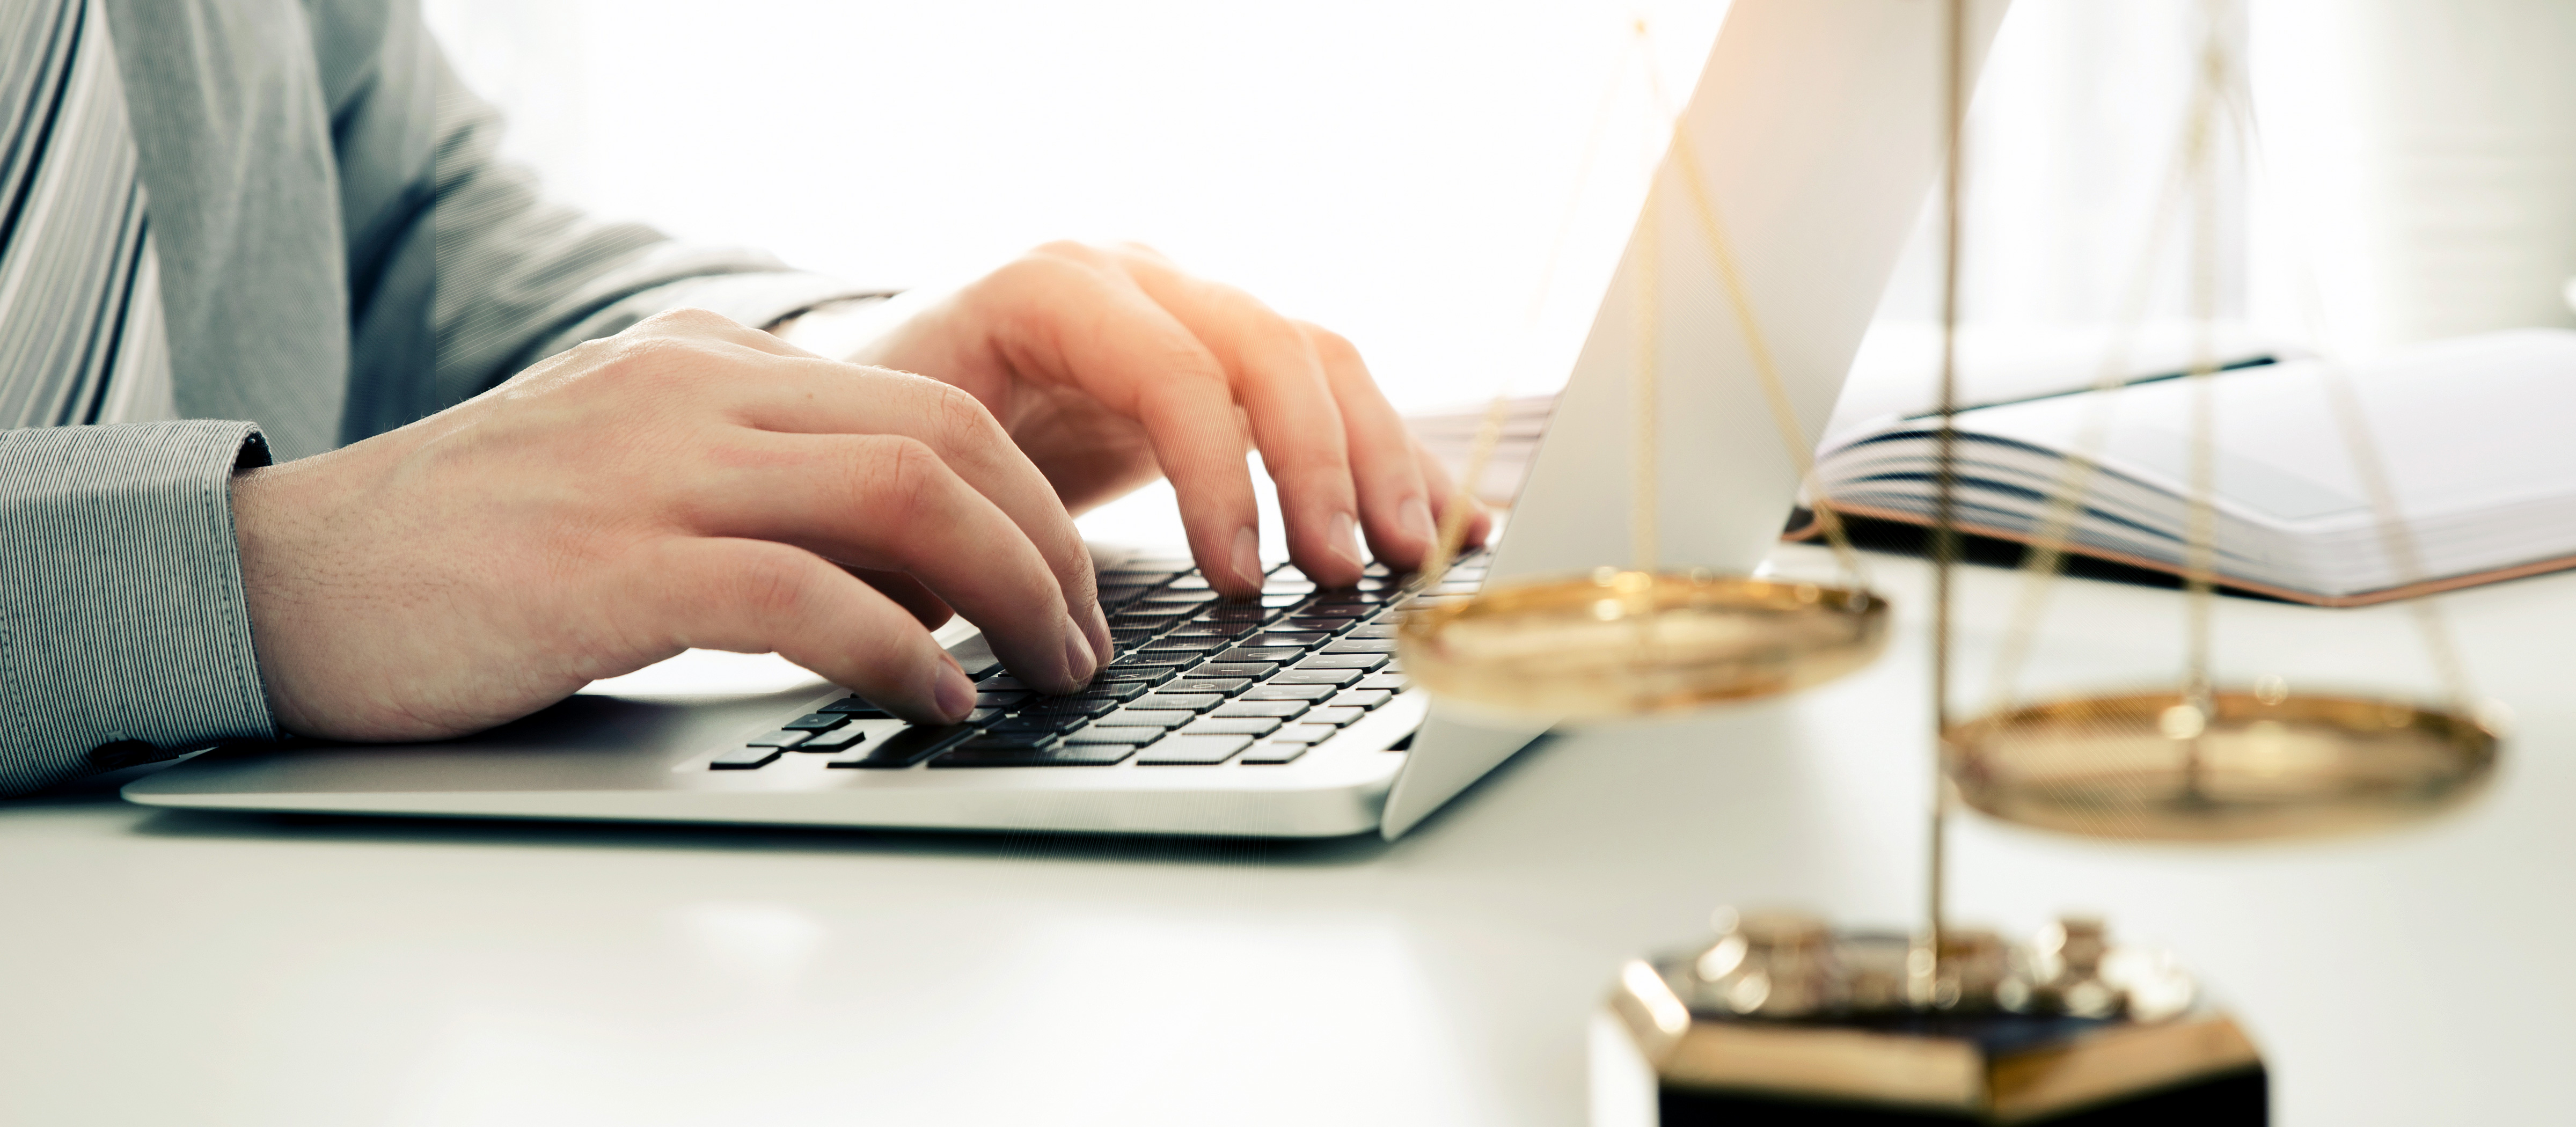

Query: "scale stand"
(1599, 910), (2265, 1125)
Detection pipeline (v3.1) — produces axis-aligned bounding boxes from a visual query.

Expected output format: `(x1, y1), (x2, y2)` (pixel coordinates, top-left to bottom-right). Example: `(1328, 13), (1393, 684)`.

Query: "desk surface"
(5, 544), (2572, 1125)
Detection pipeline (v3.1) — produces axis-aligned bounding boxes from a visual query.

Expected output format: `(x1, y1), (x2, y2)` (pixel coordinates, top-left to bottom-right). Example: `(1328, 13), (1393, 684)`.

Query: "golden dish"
(1944, 689), (2499, 842)
(1397, 568), (1890, 722)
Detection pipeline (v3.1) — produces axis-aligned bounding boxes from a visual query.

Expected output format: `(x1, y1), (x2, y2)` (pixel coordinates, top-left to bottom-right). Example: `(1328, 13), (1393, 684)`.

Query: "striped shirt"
(0, 0), (170, 430)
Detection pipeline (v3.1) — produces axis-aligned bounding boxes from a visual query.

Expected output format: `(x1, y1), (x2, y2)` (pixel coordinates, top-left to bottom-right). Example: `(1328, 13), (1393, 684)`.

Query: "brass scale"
(1391, 2), (2498, 1122)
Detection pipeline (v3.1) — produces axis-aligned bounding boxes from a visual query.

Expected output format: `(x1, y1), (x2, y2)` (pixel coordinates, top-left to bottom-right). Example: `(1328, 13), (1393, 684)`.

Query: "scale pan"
(1945, 691), (2499, 842)
(1397, 568), (1889, 721)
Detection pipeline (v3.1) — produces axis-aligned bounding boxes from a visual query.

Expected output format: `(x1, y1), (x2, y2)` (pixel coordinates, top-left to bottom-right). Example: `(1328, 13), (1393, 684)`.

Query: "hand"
(843, 241), (1491, 595)
(231, 310), (1113, 741)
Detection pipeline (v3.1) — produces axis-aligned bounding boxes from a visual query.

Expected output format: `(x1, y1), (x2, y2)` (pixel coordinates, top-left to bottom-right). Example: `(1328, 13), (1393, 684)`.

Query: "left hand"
(830, 241), (1489, 595)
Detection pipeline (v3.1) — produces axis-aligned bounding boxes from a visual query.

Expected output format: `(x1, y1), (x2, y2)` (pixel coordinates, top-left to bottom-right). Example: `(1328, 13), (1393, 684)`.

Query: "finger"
(851, 567), (954, 630)
(978, 254), (1269, 595)
(1415, 440), (1493, 553)
(636, 537), (977, 724)
(729, 361), (1110, 659)
(1116, 261), (1366, 586)
(1297, 322), (1439, 572)
(687, 432), (1100, 693)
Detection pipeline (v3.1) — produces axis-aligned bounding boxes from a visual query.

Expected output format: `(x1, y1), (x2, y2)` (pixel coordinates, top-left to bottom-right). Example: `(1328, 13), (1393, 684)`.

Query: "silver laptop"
(124, 0), (2003, 839)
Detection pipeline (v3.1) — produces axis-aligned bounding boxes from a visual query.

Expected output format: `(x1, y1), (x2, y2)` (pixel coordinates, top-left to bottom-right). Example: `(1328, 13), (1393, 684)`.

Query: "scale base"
(1601, 925), (2266, 1125)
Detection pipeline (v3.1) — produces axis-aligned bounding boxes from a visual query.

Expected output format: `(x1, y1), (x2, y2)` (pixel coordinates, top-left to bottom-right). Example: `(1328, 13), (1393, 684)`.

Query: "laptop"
(123, 0), (2005, 839)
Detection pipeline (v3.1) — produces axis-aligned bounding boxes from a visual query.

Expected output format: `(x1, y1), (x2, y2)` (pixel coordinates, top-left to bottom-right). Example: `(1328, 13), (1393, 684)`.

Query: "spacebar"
(825, 724), (973, 769)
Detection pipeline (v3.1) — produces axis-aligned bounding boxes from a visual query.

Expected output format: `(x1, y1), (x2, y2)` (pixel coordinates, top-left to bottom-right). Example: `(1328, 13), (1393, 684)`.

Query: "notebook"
(1805, 328), (2576, 605)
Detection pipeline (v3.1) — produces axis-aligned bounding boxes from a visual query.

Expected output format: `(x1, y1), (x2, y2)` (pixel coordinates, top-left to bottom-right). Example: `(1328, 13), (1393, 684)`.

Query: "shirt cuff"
(0, 421), (276, 795)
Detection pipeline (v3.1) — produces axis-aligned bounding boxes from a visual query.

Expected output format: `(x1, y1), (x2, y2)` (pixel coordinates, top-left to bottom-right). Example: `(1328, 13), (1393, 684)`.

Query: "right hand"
(230, 309), (1111, 742)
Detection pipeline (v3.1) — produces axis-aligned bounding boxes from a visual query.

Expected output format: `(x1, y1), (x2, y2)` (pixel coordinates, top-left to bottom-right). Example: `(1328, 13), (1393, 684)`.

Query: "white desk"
(5, 545), (2572, 1125)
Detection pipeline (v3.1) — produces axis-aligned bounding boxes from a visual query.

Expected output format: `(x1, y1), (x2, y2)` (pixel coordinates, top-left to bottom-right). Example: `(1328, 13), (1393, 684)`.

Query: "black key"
(1182, 716), (1283, 736)
(1238, 742), (1308, 765)
(1296, 653), (1387, 672)
(1217, 646), (1306, 664)
(1138, 639), (1224, 656)
(975, 675), (1027, 692)
(1110, 627), (1163, 645)
(1299, 604), (1370, 618)
(953, 732), (1060, 752)
(1140, 590), (1219, 606)
(1352, 674), (1408, 692)
(1019, 697), (1120, 717)
(1309, 591), (1389, 607)
(1302, 706), (1366, 727)
(797, 726), (868, 751)
(1104, 655), (1190, 672)
(1061, 727), (1164, 745)
(1274, 668), (1362, 686)
(819, 696), (891, 716)
(965, 707), (1009, 726)
(782, 713), (846, 731)
(1266, 724), (1338, 744)
(931, 743), (1137, 767)
(1241, 683), (1339, 701)
(1135, 734), (1252, 765)
(1097, 708), (1197, 728)
(1165, 623), (1255, 639)
(826, 723), (976, 769)
(1096, 666), (1177, 686)
(1133, 692), (1223, 713)
(1276, 615), (1360, 635)
(1170, 677), (1252, 695)
(1196, 611), (1277, 629)
(1330, 689), (1394, 710)
(1188, 662), (1276, 680)
(709, 745), (786, 770)
(1214, 700), (1307, 719)
(745, 729), (813, 748)
(1343, 625), (1399, 640)
(1241, 632), (1327, 649)
(1063, 682), (1152, 702)
(990, 715), (1086, 735)
(1322, 639), (1397, 655)
(976, 691), (1029, 709)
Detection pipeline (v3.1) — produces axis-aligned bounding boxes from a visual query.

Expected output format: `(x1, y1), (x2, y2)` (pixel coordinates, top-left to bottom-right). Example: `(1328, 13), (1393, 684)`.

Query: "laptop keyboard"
(707, 552), (1486, 772)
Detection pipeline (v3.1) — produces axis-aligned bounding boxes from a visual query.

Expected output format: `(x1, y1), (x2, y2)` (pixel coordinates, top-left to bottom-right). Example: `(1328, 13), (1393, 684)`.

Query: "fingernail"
(1063, 616), (1098, 684)
(1403, 497), (1437, 552)
(1086, 604), (1114, 664)
(1330, 511), (1365, 570)
(1231, 525), (1263, 588)
(932, 662), (976, 722)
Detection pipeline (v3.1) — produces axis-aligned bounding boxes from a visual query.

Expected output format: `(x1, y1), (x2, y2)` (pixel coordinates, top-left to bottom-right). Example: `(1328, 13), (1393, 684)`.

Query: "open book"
(1806, 330), (2576, 606)
(1408, 327), (2576, 607)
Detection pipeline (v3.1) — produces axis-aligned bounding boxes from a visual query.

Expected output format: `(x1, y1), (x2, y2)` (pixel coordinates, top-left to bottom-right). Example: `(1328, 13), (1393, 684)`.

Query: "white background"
(418, 0), (2576, 407)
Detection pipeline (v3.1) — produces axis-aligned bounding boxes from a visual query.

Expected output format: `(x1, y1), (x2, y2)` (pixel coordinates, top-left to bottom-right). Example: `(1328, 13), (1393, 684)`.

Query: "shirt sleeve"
(0, 421), (276, 796)
(327, 1), (895, 442)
